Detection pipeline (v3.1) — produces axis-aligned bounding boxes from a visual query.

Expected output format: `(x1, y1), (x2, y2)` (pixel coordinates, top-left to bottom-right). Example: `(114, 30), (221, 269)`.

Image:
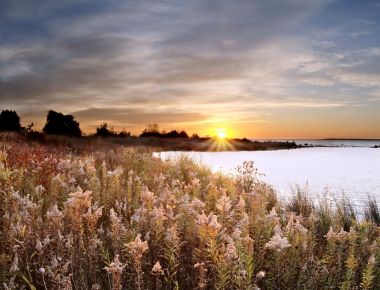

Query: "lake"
(155, 146), (380, 209)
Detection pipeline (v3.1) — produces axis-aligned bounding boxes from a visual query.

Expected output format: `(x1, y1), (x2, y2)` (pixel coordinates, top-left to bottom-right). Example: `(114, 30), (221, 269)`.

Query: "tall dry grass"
(0, 137), (379, 289)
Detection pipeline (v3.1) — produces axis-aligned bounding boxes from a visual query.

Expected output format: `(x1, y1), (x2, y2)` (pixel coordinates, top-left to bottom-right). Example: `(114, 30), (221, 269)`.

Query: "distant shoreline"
(2, 132), (379, 151)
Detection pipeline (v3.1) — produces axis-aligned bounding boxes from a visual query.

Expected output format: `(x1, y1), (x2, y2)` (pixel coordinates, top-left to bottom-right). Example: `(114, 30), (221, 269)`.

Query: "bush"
(0, 110), (22, 132)
(43, 110), (82, 137)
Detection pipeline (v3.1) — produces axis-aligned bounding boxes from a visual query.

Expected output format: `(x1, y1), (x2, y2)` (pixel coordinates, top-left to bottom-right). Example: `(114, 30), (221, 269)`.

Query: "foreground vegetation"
(0, 134), (379, 290)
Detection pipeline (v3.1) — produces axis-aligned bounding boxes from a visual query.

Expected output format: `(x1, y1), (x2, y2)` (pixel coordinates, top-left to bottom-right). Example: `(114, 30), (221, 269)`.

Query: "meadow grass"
(0, 134), (379, 289)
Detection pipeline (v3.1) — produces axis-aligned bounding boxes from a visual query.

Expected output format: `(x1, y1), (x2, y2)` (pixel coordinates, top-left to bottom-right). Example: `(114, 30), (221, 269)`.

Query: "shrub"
(0, 110), (22, 132)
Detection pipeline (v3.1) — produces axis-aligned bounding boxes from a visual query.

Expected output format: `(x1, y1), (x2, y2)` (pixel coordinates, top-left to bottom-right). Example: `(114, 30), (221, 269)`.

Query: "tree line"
(0, 109), (197, 139)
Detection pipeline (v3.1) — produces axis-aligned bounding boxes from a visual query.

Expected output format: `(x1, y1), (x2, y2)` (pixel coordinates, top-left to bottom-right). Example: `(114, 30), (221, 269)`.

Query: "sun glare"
(216, 128), (227, 139)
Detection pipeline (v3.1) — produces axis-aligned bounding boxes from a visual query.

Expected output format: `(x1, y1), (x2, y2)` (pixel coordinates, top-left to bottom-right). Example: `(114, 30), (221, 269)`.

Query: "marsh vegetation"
(0, 134), (379, 289)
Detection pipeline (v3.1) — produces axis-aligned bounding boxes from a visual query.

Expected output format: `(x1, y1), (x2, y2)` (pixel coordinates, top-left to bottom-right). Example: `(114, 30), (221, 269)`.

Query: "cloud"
(72, 107), (208, 125)
(1, 0), (380, 137)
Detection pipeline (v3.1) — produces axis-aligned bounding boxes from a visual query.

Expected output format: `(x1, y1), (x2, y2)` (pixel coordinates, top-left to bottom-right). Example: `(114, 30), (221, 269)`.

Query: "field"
(0, 133), (379, 290)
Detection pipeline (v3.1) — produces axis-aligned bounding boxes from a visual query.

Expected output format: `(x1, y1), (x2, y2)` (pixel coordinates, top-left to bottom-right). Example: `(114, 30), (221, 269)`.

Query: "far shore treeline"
(0, 109), (300, 151)
(0, 109), (198, 139)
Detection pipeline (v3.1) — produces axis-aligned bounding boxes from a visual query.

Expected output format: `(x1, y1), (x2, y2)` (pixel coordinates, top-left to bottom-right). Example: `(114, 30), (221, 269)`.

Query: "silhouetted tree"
(164, 130), (189, 138)
(178, 130), (189, 138)
(147, 123), (159, 133)
(118, 130), (131, 138)
(165, 130), (180, 138)
(140, 123), (162, 137)
(96, 123), (131, 137)
(0, 110), (22, 132)
(43, 110), (82, 137)
(140, 124), (190, 138)
(96, 123), (113, 137)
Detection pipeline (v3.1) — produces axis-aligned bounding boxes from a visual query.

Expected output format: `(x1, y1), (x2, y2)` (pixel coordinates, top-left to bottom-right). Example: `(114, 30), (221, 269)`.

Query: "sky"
(1, 0), (380, 139)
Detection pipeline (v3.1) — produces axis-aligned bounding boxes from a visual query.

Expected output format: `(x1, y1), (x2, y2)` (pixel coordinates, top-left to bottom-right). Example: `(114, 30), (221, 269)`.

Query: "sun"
(216, 128), (227, 139)
(217, 131), (226, 139)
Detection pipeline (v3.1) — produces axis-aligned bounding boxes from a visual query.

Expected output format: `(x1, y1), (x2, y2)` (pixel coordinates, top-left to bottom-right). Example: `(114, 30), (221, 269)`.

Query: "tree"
(96, 123), (131, 137)
(178, 130), (189, 138)
(43, 110), (82, 137)
(0, 110), (22, 132)
(164, 130), (189, 138)
(96, 123), (113, 137)
(140, 123), (162, 137)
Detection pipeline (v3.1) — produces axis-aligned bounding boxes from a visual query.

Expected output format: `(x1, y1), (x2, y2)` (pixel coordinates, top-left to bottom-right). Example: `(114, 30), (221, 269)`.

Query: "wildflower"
(104, 255), (125, 290)
(104, 255), (125, 275)
(196, 211), (208, 225)
(208, 213), (222, 230)
(265, 234), (291, 252)
(239, 270), (247, 277)
(144, 231), (151, 241)
(241, 235), (255, 254)
(308, 212), (318, 223)
(235, 196), (246, 212)
(65, 233), (74, 249)
(60, 276), (73, 290)
(68, 177), (76, 184)
(286, 214), (308, 234)
(154, 173), (166, 184)
(194, 262), (206, 269)
(46, 204), (63, 218)
(35, 185), (46, 194)
(151, 261), (164, 275)
(273, 224), (283, 236)
(231, 227), (242, 239)
(43, 235), (52, 246)
(325, 227), (335, 240)
(51, 256), (58, 269)
(189, 197), (205, 212)
(294, 220), (308, 234)
(110, 208), (122, 224)
(10, 252), (19, 273)
(194, 262), (208, 289)
(97, 226), (105, 235)
(125, 234), (149, 260)
(368, 255), (376, 265)
(52, 174), (66, 186)
(337, 228), (348, 239)
(165, 226), (180, 244)
(223, 234), (234, 244)
(35, 239), (43, 251)
(267, 207), (279, 220)
(132, 207), (147, 223)
(125, 234), (148, 289)
(140, 187), (155, 203)
(256, 271), (266, 279)
(325, 227), (348, 241)
(225, 242), (238, 260)
(107, 167), (123, 177)
(151, 206), (167, 222)
(216, 193), (232, 214)
(64, 188), (92, 210)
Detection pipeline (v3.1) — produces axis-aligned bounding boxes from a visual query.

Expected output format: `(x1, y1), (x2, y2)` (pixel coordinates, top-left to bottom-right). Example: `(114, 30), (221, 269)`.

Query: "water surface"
(156, 147), (380, 208)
